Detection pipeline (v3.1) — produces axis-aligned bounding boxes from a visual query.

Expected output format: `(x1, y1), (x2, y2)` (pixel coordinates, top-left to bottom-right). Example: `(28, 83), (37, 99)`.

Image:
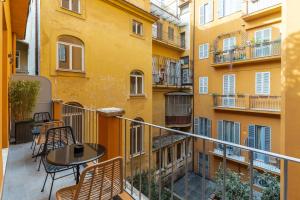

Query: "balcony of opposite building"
(211, 40), (281, 68)
(213, 94), (281, 115)
(242, 0), (282, 22)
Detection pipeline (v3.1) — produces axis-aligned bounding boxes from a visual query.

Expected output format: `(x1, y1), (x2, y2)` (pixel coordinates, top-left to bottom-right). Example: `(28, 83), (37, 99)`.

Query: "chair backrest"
(74, 157), (123, 200)
(42, 126), (76, 155)
(33, 112), (52, 123)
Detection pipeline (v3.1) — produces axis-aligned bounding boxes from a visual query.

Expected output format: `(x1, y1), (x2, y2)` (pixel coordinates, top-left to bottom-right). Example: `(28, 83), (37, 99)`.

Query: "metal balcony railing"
(116, 116), (299, 200)
(62, 103), (99, 143)
(213, 94), (281, 113)
(246, 0), (282, 14)
(152, 30), (185, 49)
(213, 40), (281, 65)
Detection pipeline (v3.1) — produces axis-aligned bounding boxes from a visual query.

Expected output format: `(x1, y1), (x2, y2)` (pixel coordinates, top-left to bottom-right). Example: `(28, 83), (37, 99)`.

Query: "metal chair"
(31, 112), (52, 154)
(40, 126), (76, 200)
(56, 157), (124, 200)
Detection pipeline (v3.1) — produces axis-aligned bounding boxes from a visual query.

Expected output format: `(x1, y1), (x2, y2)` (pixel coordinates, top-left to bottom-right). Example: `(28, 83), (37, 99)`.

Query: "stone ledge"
(97, 107), (125, 117)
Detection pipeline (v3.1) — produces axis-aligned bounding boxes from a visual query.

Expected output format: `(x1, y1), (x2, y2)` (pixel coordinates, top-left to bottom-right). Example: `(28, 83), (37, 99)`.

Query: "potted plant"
(9, 80), (40, 144)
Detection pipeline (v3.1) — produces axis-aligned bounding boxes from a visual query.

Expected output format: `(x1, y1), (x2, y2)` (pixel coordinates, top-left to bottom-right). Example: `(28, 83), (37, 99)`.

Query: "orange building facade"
(192, 0), (282, 188)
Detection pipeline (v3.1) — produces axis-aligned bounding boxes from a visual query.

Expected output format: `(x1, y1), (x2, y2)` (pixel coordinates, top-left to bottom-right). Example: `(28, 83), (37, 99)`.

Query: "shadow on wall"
(281, 31), (300, 199)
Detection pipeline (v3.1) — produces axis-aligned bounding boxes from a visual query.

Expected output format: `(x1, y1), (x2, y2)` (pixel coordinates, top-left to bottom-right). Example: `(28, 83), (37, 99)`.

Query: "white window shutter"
(205, 44), (209, 58)
(218, 0), (224, 18)
(263, 72), (270, 94)
(223, 75), (229, 94)
(200, 5), (205, 25)
(229, 75), (235, 94)
(256, 72), (263, 94)
(204, 77), (208, 93)
(199, 45), (204, 59)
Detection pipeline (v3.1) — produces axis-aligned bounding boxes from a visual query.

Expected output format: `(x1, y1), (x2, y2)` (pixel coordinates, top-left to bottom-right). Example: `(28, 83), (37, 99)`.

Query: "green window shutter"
(264, 126), (271, 163)
(207, 119), (212, 137)
(234, 122), (241, 156)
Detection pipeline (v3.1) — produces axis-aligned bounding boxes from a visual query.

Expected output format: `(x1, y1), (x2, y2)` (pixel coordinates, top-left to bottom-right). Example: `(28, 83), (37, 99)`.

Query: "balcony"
(152, 55), (192, 88)
(3, 101), (299, 200)
(243, 0), (282, 21)
(211, 40), (281, 68)
(213, 94), (281, 114)
(152, 31), (186, 51)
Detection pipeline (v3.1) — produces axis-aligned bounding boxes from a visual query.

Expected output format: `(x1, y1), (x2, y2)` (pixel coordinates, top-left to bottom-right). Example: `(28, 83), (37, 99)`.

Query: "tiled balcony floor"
(2, 143), (76, 200)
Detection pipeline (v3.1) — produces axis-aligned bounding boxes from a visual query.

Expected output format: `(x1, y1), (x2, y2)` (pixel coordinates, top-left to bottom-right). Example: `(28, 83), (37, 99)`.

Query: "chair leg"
(41, 173), (48, 192)
(48, 173), (55, 200)
(30, 136), (34, 149)
(37, 157), (42, 171)
(32, 142), (37, 156)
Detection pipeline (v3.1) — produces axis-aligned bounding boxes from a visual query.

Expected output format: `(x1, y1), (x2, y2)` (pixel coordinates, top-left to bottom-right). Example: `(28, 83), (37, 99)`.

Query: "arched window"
(130, 70), (144, 95)
(61, 0), (80, 13)
(57, 35), (84, 72)
(130, 118), (144, 155)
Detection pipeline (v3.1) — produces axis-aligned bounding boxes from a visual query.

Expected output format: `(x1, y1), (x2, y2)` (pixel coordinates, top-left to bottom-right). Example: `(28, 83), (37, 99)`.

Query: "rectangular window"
(248, 125), (271, 163)
(194, 117), (211, 136)
(199, 77), (208, 94)
(256, 72), (270, 95)
(223, 37), (236, 52)
(177, 143), (183, 160)
(217, 120), (240, 156)
(132, 20), (143, 36)
(57, 42), (84, 71)
(199, 43), (209, 59)
(168, 27), (174, 41)
(218, 0), (242, 18)
(61, 0), (80, 13)
(200, 1), (213, 25)
(130, 124), (144, 155)
(16, 50), (20, 69)
(254, 28), (272, 57)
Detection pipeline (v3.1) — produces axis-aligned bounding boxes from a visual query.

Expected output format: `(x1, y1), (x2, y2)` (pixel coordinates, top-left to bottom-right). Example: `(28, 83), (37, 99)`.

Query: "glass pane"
(132, 22), (136, 34)
(58, 44), (70, 69)
(61, 0), (70, 9)
(137, 77), (143, 94)
(130, 76), (136, 94)
(137, 126), (142, 152)
(72, 0), (80, 13)
(72, 46), (82, 70)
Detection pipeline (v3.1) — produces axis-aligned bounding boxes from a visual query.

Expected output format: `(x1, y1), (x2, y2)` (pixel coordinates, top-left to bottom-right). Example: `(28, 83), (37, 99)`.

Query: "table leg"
(76, 165), (80, 184)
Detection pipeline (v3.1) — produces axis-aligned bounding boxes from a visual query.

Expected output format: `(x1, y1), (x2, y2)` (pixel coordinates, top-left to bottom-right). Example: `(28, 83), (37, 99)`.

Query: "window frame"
(130, 121), (144, 156)
(130, 71), (144, 96)
(168, 26), (174, 41)
(56, 40), (85, 72)
(199, 76), (208, 94)
(16, 50), (21, 69)
(255, 72), (270, 95)
(199, 43), (209, 59)
(61, 0), (81, 14)
(132, 20), (143, 36)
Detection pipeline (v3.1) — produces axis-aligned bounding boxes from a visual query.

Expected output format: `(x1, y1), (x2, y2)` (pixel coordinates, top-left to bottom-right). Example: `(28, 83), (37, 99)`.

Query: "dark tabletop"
(46, 143), (106, 166)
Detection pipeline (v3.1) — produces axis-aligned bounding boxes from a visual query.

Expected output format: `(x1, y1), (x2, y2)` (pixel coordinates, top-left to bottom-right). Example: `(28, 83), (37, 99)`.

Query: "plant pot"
(11, 119), (34, 144)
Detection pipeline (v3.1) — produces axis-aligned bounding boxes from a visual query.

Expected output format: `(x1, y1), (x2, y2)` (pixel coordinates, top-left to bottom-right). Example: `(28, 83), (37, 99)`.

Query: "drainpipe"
(35, 0), (39, 75)
(191, 0), (196, 171)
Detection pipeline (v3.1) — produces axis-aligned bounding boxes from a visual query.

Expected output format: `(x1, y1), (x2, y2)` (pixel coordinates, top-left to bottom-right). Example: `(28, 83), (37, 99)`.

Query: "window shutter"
(263, 126), (271, 163)
(223, 75), (229, 94)
(205, 44), (209, 58)
(204, 77), (208, 93)
(233, 122), (240, 156)
(200, 5), (205, 25)
(194, 117), (199, 135)
(248, 125), (255, 148)
(208, 0), (214, 22)
(263, 72), (270, 94)
(229, 75), (235, 94)
(256, 72), (263, 94)
(217, 120), (223, 140)
(218, 0), (224, 18)
(207, 119), (212, 137)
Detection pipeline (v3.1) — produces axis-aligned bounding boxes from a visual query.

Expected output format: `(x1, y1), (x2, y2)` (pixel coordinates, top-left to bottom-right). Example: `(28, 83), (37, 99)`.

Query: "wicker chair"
(41, 126), (77, 200)
(56, 157), (124, 200)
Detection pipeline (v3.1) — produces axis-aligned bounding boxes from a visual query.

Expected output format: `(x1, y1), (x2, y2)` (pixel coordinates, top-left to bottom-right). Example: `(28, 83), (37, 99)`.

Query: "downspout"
(191, 0), (196, 171)
(35, 0), (39, 75)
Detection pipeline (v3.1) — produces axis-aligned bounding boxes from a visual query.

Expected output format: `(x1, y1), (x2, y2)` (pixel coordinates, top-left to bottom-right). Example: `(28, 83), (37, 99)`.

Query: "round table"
(46, 143), (106, 184)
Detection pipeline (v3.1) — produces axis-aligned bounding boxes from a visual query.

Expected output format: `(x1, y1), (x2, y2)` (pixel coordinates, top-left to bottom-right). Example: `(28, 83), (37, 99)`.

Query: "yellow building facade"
(192, 0), (282, 188)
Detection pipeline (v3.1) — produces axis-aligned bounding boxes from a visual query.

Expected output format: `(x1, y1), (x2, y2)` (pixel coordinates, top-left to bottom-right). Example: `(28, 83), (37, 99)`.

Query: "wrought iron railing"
(213, 94), (281, 112)
(62, 103), (98, 143)
(152, 30), (185, 49)
(213, 40), (281, 65)
(116, 116), (298, 200)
